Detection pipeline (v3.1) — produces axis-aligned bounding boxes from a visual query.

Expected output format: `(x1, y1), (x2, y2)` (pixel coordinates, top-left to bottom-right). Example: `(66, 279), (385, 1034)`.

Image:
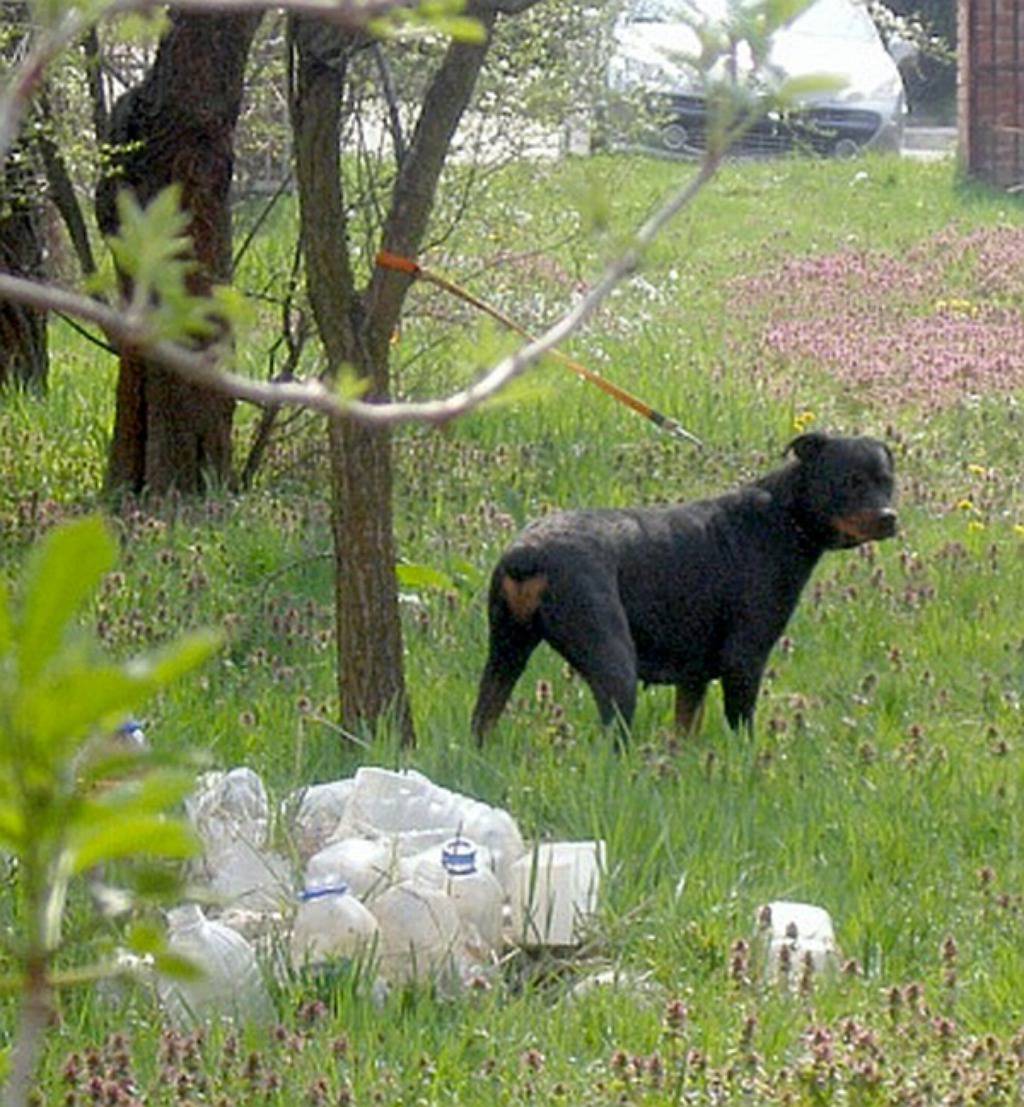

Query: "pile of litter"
(155, 765), (605, 1025)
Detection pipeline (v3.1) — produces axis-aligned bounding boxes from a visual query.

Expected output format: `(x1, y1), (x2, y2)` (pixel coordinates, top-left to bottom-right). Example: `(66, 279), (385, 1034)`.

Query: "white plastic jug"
(305, 837), (395, 901)
(158, 904), (274, 1026)
(510, 841), (605, 947)
(369, 881), (461, 984)
(413, 837), (504, 958)
(756, 900), (839, 982)
(290, 881), (380, 970)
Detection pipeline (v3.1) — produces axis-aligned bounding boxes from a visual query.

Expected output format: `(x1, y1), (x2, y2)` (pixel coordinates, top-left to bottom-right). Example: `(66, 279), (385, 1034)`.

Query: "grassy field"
(4, 150), (1024, 1103)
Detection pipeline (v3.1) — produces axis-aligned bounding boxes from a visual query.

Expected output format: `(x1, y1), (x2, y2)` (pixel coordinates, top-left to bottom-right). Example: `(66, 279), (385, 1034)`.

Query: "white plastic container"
(290, 880), (380, 970)
(285, 780), (354, 862)
(305, 837), (395, 901)
(756, 900), (839, 982)
(413, 837), (504, 958)
(509, 841), (605, 947)
(158, 904), (274, 1026)
(369, 881), (461, 984)
(338, 768), (526, 891)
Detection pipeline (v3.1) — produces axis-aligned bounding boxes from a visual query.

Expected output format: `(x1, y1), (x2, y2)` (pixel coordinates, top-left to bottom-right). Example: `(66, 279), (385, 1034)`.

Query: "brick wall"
(959, 0), (1024, 187)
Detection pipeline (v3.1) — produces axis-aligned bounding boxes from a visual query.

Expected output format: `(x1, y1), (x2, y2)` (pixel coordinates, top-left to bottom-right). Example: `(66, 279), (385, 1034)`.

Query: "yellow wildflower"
(956, 499), (974, 512)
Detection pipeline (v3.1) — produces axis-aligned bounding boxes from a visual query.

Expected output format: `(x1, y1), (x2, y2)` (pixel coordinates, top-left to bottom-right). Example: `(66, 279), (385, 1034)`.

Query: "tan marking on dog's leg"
(500, 573), (548, 623)
(675, 687), (706, 738)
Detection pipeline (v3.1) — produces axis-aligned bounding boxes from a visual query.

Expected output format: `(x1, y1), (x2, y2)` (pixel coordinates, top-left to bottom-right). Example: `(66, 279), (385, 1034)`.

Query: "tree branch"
(364, 10), (496, 368)
(0, 152), (719, 429)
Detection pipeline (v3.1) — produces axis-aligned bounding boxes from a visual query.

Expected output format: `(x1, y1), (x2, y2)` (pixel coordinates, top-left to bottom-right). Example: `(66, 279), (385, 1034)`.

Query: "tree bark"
(96, 10), (260, 496)
(0, 3), (47, 392)
(291, 12), (496, 744)
(0, 152), (48, 392)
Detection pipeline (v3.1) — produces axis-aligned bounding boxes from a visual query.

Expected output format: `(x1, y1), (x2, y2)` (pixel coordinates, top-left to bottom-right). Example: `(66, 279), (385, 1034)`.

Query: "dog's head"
(785, 432), (898, 549)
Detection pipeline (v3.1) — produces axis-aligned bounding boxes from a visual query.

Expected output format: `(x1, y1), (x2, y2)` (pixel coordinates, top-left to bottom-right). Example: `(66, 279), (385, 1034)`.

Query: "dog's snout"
(876, 508), (898, 538)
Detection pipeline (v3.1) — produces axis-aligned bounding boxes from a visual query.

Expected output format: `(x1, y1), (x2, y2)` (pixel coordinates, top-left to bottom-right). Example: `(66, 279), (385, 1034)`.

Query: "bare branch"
(0, 152), (720, 428)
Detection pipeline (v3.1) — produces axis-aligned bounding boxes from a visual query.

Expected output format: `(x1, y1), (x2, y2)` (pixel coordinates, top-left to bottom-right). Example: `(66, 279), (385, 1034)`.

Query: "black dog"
(471, 432), (897, 743)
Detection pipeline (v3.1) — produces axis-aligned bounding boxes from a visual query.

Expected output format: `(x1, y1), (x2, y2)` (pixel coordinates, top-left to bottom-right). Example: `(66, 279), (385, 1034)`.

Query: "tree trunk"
(0, 3), (47, 392)
(290, 26), (415, 744)
(290, 11), (497, 745)
(0, 157), (48, 391)
(96, 10), (260, 496)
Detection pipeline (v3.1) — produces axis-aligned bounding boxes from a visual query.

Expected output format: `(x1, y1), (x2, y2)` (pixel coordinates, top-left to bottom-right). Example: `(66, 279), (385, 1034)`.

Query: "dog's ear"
(786, 432), (828, 463)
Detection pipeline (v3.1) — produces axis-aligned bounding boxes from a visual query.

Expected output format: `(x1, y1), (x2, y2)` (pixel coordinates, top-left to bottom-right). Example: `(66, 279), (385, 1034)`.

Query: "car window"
(789, 0), (878, 41)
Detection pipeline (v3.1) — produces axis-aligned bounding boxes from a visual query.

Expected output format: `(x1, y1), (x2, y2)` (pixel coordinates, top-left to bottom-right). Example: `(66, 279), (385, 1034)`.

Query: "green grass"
(5, 151), (1024, 1103)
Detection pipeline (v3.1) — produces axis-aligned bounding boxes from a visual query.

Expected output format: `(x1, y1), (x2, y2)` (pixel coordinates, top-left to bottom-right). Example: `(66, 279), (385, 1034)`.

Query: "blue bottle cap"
(441, 837), (477, 876)
(299, 881), (350, 902)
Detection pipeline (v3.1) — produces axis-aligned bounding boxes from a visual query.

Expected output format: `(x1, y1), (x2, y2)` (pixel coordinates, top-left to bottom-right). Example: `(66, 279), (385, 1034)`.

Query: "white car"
(605, 0), (908, 156)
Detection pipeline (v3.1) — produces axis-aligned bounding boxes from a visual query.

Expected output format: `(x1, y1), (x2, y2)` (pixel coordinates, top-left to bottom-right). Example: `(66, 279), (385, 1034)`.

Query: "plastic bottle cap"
(441, 837), (477, 876)
(299, 881), (351, 902)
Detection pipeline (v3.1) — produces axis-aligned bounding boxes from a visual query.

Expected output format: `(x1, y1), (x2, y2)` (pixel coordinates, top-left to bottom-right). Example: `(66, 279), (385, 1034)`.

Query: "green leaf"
(126, 629), (222, 687)
(91, 769), (196, 817)
(396, 563), (455, 591)
(126, 920), (166, 956)
(776, 73), (848, 104)
(17, 517), (116, 684)
(68, 815), (198, 874)
(0, 578), (11, 655)
(151, 950), (204, 983)
(19, 665), (150, 751)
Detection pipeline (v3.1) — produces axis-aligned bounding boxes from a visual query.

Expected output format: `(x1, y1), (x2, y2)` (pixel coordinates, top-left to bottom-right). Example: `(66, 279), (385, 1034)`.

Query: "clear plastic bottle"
(290, 880), (380, 970)
(305, 837), (394, 901)
(158, 903), (274, 1026)
(415, 837), (504, 959)
(369, 881), (461, 984)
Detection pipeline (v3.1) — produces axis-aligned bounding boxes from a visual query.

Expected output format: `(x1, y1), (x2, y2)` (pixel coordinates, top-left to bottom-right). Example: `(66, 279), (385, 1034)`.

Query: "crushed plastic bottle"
(187, 768), (291, 912)
(187, 768), (271, 850)
(290, 880), (380, 970)
(158, 904), (274, 1026)
(305, 837), (395, 902)
(413, 837), (504, 959)
(285, 780), (355, 862)
(337, 767), (526, 891)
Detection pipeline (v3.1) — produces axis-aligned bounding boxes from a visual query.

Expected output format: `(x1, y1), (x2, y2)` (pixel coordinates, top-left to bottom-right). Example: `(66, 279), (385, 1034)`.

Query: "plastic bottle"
(414, 837), (504, 958)
(369, 881), (461, 984)
(158, 904), (274, 1026)
(290, 880), (380, 970)
(285, 780), (355, 862)
(305, 837), (395, 901)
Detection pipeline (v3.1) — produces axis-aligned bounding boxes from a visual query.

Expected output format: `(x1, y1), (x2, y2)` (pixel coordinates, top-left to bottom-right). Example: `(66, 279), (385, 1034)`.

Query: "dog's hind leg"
(471, 594), (542, 745)
(540, 591), (638, 743)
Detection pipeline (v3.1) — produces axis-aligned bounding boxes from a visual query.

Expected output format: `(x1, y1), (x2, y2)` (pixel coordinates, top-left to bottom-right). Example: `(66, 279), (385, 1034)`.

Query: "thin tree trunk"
(290, 11), (498, 745)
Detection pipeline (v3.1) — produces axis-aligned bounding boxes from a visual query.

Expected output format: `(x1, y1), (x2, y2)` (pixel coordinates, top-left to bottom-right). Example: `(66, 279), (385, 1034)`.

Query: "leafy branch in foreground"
(0, 517), (220, 1107)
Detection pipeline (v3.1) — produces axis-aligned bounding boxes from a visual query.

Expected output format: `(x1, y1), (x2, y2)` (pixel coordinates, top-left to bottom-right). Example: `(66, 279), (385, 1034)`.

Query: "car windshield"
(628, 0), (878, 42)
